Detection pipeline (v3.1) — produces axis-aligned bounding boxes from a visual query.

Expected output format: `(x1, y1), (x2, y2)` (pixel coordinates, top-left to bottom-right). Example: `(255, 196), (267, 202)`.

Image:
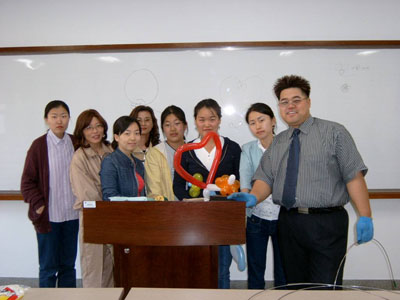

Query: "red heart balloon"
(174, 132), (222, 189)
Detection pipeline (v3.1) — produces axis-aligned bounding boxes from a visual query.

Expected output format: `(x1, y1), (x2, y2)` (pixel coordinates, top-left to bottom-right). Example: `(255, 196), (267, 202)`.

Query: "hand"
(36, 205), (45, 215)
(356, 216), (374, 244)
(227, 192), (257, 208)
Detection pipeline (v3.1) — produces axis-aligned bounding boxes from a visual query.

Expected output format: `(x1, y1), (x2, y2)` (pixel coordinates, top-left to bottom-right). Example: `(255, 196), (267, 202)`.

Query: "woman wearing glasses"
(70, 109), (114, 287)
(145, 105), (187, 201)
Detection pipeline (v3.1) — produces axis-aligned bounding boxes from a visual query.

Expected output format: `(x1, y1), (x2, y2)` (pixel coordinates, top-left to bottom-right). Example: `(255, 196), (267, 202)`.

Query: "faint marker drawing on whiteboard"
(336, 63), (370, 77)
(341, 83), (351, 93)
(124, 69), (159, 107)
(219, 75), (265, 129)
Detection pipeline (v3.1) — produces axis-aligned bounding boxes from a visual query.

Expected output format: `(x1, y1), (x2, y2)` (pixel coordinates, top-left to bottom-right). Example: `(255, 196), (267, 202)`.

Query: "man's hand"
(227, 192), (257, 208)
(356, 216), (374, 244)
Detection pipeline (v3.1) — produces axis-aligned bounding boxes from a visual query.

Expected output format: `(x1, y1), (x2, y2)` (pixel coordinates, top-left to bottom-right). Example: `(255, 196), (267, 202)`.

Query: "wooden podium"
(83, 201), (245, 290)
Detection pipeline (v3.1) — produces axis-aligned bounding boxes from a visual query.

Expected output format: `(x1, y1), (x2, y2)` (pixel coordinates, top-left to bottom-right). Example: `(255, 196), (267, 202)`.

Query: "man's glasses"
(278, 97), (308, 107)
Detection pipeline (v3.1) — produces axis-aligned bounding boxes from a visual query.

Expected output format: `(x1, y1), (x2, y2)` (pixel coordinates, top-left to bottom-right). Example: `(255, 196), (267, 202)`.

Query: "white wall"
(0, 201), (81, 278)
(0, 0), (399, 281)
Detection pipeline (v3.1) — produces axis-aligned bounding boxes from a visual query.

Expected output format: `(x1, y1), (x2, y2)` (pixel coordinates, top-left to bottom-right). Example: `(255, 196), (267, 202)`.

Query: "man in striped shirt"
(229, 75), (373, 288)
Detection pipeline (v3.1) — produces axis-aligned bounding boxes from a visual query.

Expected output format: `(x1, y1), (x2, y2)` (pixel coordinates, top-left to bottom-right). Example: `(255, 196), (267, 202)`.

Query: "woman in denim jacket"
(100, 116), (145, 200)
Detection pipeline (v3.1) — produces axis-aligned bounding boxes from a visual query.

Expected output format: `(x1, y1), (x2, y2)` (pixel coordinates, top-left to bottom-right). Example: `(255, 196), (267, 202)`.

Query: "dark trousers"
(36, 219), (79, 288)
(246, 215), (286, 289)
(278, 208), (348, 289)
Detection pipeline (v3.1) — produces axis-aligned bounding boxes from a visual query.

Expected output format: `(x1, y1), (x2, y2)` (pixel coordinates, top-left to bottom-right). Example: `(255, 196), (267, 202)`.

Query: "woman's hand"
(36, 205), (45, 215)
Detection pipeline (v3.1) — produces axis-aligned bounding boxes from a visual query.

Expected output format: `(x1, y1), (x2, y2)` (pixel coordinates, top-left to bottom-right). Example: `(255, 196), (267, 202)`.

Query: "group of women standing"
(21, 98), (286, 289)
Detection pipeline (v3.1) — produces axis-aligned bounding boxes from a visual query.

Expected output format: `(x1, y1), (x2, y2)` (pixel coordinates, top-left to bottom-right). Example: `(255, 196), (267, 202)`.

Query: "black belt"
(285, 206), (344, 214)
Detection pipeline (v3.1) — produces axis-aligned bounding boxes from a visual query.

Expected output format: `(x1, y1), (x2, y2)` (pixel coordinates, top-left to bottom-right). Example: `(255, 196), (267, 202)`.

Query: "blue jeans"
(36, 220), (79, 287)
(246, 215), (286, 289)
(218, 245), (232, 289)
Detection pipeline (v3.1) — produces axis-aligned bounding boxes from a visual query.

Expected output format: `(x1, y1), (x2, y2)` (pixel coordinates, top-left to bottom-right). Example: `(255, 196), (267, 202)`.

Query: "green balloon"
(193, 173), (203, 182)
(189, 185), (201, 197)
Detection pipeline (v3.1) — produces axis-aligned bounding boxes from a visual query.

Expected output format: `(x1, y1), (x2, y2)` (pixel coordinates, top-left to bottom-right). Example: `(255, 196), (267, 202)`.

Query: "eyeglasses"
(84, 124), (104, 131)
(278, 97), (308, 107)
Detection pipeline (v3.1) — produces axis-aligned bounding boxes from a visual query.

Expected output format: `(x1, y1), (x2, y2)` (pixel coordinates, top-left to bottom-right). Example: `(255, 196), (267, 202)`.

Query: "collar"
(193, 136), (225, 148)
(287, 115), (314, 137)
(115, 147), (134, 163)
(257, 139), (266, 152)
(83, 143), (112, 158)
(47, 129), (68, 145)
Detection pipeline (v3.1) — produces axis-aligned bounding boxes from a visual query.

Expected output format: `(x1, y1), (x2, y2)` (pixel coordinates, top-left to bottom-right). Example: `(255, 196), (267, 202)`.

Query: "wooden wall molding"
(1, 40), (400, 55)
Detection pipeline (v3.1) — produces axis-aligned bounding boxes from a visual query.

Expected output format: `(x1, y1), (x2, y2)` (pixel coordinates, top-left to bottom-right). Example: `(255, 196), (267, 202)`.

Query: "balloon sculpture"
(215, 174), (240, 196)
(174, 132), (222, 191)
(174, 132), (246, 272)
(188, 173), (203, 198)
(174, 132), (240, 200)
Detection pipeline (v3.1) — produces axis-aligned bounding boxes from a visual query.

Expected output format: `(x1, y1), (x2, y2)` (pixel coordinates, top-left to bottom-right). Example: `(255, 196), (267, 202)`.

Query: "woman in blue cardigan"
(173, 98), (241, 289)
(100, 116), (145, 200)
(240, 103), (285, 289)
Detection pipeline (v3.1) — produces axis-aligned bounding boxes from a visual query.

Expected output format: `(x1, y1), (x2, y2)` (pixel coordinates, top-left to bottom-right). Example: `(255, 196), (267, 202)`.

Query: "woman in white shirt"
(173, 99), (241, 289)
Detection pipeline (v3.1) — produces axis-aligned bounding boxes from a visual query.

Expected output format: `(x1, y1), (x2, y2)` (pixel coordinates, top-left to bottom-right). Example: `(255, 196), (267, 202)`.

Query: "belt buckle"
(298, 207), (309, 214)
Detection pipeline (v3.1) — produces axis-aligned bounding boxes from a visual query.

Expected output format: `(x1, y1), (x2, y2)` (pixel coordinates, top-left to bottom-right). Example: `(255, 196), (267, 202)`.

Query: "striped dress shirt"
(47, 130), (78, 222)
(254, 116), (368, 208)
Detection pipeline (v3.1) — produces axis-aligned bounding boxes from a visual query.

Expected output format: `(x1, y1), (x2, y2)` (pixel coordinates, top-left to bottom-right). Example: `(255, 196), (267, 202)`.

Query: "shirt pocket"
(300, 144), (337, 202)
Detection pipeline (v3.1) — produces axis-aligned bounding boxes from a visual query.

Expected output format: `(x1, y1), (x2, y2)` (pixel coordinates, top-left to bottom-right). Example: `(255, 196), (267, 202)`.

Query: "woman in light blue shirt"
(240, 103), (285, 289)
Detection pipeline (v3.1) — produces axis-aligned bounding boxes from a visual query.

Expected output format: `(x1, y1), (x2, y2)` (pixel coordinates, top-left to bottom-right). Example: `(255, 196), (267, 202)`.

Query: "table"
(125, 288), (400, 300)
(23, 288), (124, 300)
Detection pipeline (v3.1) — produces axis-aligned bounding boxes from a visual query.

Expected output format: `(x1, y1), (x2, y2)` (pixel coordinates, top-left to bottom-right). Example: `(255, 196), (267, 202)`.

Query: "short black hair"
(111, 116), (141, 150)
(161, 105), (188, 129)
(273, 75), (311, 99)
(245, 102), (275, 124)
(194, 98), (221, 119)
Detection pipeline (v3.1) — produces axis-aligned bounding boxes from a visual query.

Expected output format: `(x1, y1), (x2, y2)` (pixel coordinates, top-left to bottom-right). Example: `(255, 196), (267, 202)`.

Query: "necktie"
(282, 128), (300, 209)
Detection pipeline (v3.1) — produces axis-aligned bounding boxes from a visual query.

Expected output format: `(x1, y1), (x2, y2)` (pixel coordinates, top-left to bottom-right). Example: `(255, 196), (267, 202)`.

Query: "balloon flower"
(215, 174), (240, 196)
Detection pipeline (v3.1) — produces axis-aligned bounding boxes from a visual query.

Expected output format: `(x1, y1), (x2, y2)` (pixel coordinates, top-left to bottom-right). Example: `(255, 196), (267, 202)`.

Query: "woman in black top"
(173, 98), (241, 289)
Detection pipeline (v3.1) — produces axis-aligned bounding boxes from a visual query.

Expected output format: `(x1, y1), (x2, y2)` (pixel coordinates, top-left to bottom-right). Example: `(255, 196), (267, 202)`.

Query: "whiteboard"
(1, 48), (399, 190)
